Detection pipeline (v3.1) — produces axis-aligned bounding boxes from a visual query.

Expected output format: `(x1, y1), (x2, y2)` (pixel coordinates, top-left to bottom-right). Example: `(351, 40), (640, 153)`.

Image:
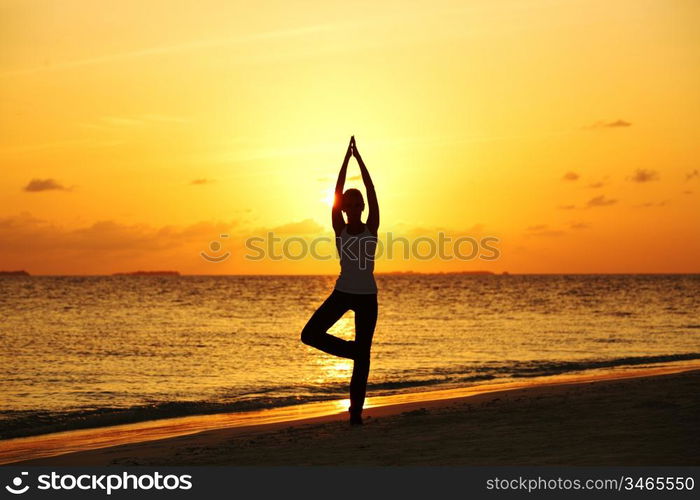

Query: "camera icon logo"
(200, 234), (231, 263)
(5, 472), (29, 494)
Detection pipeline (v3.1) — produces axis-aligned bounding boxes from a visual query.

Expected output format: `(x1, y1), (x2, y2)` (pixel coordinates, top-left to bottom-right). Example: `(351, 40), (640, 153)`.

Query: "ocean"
(1, 274), (699, 439)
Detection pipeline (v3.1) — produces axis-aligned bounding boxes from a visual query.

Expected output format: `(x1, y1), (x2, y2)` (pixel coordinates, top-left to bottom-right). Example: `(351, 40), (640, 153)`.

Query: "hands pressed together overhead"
(345, 136), (362, 160)
(334, 134), (379, 233)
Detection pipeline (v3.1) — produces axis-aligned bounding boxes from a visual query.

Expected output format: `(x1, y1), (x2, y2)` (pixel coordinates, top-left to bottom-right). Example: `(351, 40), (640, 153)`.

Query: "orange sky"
(1, 0), (699, 274)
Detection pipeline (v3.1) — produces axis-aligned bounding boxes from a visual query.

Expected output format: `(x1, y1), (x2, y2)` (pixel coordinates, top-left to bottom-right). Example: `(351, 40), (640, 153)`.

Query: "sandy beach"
(4, 365), (698, 466)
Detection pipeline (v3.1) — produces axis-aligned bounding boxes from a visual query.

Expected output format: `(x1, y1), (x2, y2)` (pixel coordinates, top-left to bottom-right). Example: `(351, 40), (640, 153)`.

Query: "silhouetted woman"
(301, 136), (379, 425)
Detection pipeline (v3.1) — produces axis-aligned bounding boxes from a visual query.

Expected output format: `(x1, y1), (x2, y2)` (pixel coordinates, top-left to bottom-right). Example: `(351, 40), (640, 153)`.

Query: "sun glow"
(313, 358), (353, 385)
(323, 188), (336, 208)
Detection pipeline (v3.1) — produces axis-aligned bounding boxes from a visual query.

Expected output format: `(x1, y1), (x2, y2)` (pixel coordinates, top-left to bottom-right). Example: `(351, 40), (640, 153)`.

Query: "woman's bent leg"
(349, 294), (378, 423)
(300, 291), (355, 359)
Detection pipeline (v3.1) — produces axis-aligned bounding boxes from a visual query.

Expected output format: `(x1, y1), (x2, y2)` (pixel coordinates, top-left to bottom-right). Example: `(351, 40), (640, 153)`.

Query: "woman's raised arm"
(332, 137), (354, 234)
(353, 140), (379, 235)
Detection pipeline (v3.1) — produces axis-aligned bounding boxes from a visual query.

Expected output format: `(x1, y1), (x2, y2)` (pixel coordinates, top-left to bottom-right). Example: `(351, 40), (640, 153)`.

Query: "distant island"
(0, 270), (30, 276)
(112, 270), (180, 276)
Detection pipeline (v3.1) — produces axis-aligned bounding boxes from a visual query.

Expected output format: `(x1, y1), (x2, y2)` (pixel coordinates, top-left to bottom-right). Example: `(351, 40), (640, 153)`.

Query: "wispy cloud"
(524, 224), (565, 237)
(685, 169), (699, 181)
(0, 138), (123, 155)
(190, 179), (213, 185)
(628, 169), (659, 183)
(79, 114), (190, 130)
(637, 200), (669, 208)
(1, 114), (189, 157)
(266, 218), (324, 235)
(562, 171), (579, 181)
(23, 179), (70, 192)
(209, 130), (581, 171)
(586, 195), (617, 208)
(140, 114), (190, 124)
(101, 116), (143, 127)
(316, 175), (359, 182)
(0, 213), (240, 274)
(0, 22), (348, 78)
(584, 119), (632, 130)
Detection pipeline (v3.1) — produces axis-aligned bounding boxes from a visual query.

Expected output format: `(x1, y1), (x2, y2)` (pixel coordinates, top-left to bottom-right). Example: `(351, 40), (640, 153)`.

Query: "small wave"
(368, 374), (496, 392)
(0, 395), (337, 440)
(506, 353), (700, 378)
(386, 353), (700, 382)
(592, 337), (628, 344)
(2, 353), (697, 441)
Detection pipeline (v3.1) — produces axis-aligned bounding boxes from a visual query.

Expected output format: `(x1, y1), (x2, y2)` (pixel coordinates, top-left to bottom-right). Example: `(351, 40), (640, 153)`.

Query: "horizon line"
(2, 272), (699, 277)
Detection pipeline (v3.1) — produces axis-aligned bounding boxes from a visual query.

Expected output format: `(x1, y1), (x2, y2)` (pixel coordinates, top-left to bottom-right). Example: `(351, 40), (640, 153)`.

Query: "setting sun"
(323, 188), (336, 208)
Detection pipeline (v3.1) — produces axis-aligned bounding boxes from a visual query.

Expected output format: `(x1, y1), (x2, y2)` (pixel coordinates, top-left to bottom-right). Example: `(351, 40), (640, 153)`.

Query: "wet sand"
(5, 366), (699, 466)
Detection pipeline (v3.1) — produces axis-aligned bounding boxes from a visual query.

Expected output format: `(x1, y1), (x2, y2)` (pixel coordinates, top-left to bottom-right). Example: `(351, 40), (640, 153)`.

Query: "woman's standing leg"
(349, 294), (378, 423)
(300, 290), (355, 359)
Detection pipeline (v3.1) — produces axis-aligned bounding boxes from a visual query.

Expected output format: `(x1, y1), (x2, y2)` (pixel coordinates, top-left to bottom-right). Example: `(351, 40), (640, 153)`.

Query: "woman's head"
(342, 188), (364, 218)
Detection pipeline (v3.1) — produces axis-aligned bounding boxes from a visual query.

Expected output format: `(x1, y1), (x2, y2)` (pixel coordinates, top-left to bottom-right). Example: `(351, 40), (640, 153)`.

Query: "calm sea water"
(1, 274), (699, 438)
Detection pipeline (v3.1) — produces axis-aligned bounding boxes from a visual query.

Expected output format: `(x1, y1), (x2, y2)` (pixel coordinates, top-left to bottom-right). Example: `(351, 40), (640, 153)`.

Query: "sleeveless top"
(334, 225), (378, 294)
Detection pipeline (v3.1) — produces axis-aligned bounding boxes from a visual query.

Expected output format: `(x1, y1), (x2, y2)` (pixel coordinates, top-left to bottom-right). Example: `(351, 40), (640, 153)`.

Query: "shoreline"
(2, 362), (699, 466)
(3, 353), (699, 441)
